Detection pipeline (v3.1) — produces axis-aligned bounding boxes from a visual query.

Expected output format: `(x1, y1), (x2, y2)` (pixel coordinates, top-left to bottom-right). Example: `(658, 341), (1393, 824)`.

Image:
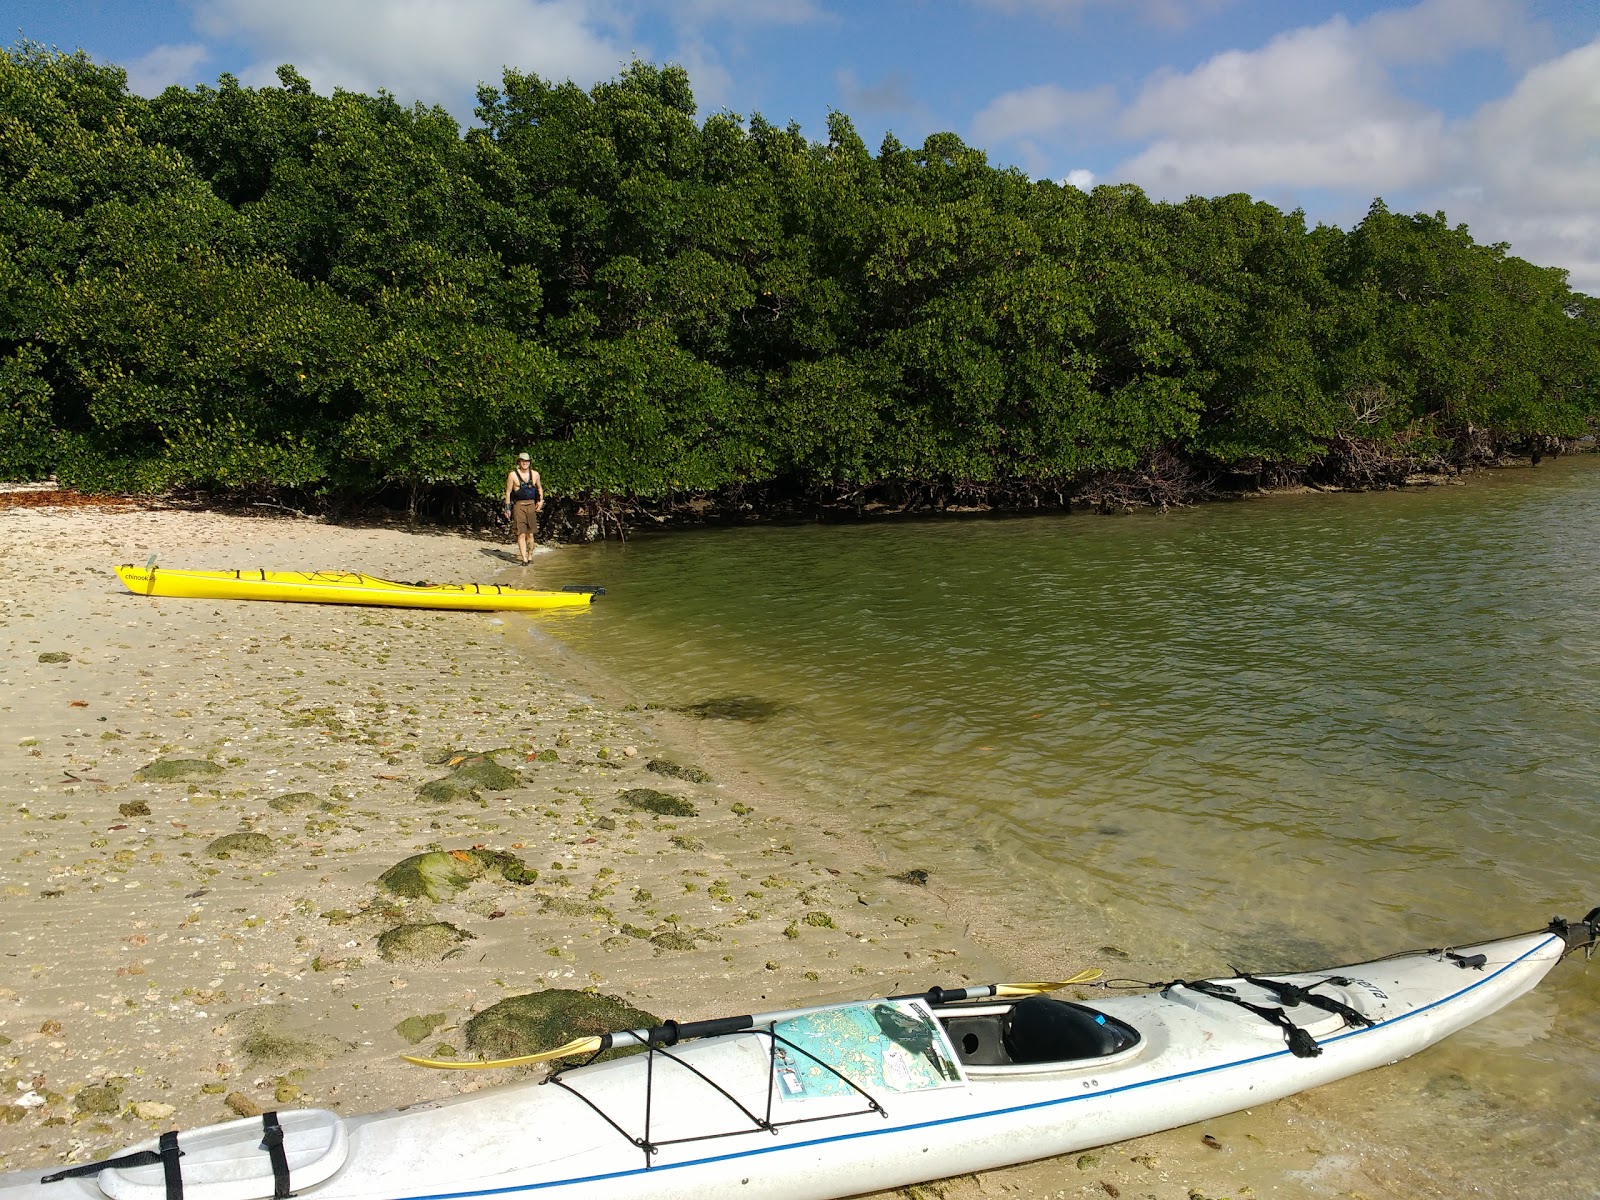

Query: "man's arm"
(533, 470), (544, 511)
(502, 472), (515, 512)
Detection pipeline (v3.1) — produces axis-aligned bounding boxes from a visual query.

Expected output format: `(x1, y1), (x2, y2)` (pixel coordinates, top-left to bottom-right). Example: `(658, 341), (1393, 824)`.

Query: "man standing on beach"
(502, 452), (544, 566)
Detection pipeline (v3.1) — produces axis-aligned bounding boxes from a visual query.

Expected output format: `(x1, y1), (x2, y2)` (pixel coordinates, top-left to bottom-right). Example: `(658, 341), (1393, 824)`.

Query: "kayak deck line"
(388, 931), (1571, 1200)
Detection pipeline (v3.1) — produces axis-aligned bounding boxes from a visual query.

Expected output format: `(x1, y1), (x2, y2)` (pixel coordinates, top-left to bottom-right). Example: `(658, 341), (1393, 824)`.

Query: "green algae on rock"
(415, 778), (480, 804)
(646, 759), (712, 784)
(377, 922), (474, 963)
(37, 651), (71, 664)
(73, 1083), (122, 1116)
(377, 848), (538, 901)
(134, 758), (224, 782)
(394, 1013), (448, 1045)
(618, 788), (697, 817)
(267, 791), (324, 813)
(463, 990), (660, 1065)
(206, 831), (275, 859)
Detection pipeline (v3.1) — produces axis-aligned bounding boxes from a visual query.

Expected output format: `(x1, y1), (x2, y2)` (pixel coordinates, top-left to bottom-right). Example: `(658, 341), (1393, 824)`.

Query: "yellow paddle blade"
(994, 968), (1104, 997)
(402, 1035), (604, 1070)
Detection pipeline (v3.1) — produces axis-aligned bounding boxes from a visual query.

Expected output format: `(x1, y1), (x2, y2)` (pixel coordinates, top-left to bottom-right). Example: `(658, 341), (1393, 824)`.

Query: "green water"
(530, 456), (1600, 1194)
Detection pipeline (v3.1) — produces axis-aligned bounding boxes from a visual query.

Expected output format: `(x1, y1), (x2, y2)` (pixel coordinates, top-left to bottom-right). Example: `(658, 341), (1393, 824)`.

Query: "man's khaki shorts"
(512, 501), (539, 538)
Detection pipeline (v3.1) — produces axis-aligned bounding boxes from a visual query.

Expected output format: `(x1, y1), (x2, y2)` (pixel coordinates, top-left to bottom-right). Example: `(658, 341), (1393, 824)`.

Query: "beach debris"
(1201, 1133), (1223, 1149)
(377, 848), (538, 901)
(673, 695), (784, 722)
(395, 1013), (449, 1044)
(650, 930), (702, 951)
(134, 758), (224, 782)
(463, 990), (660, 1065)
(668, 834), (705, 851)
(267, 792), (324, 813)
(225, 1092), (263, 1117)
(377, 922), (475, 963)
(73, 1084), (123, 1116)
(891, 869), (931, 886)
(645, 759), (713, 784)
(37, 651), (71, 664)
(207, 832), (275, 859)
(118, 800), (151, 817)
(618, 788), (697, 817)
(231, 1007), (352, 1067)
(130, 1101), (177, 1121)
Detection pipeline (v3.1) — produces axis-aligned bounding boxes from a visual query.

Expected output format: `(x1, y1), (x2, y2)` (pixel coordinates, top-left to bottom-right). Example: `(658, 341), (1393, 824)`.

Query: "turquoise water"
(529, 456), (1600, 1193)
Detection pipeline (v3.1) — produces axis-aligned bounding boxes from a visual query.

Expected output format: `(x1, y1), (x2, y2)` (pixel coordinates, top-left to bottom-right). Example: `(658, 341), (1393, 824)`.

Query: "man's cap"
(517, 453), (530, 461)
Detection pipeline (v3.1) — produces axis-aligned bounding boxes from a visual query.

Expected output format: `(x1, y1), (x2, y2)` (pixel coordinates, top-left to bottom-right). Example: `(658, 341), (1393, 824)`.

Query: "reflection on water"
(530, 456), (1600, 1194)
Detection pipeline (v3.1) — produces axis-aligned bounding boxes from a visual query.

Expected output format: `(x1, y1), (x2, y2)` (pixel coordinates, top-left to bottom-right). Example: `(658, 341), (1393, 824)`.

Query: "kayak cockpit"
(937, 996), (1144, 1075)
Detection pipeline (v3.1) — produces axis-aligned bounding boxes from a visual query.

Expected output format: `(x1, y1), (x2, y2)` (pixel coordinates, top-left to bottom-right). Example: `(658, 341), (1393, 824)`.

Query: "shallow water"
(530, 457), (1600, 1195)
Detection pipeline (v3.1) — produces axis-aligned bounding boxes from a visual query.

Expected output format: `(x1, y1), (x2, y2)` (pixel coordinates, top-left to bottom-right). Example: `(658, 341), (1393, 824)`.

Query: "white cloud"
(971, 83), (1117, 144)
(124, 43), (211, 96)
(1115, 16), (1456, 193)
(1446, 39), (1600, 292)
(1361, 0), (1545, 67)
(1063, 168), (1095, 189)
(194, 0), (634, 115)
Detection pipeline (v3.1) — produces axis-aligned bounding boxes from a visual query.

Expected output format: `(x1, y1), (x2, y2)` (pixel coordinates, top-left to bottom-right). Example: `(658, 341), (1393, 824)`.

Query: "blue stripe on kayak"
(396, 934), (1559, 1200)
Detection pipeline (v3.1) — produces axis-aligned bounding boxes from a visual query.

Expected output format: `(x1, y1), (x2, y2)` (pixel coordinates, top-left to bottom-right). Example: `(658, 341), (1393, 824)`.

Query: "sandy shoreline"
(0, 501), (1035, 1190)
(4, 498), (1536, 1200)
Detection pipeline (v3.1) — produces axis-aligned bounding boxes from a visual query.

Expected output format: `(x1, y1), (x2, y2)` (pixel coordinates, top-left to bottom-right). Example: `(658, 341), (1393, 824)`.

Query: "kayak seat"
(1001, 997), (1141, 1065)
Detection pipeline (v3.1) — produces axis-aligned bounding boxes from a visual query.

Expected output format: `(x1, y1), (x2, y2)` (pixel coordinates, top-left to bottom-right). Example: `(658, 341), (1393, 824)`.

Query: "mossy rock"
(802, 911), (836, 929)
(207, 832), (275, 860)
(463, 990), (660, 1065)
(416, 778), (480, 804)
(668, 835), (705, 852)
(230, 1008), (350, 1066)
(267, 792), (323, 814)
(618, 788), (697, 817)
(118, 800), (151, 818)
(646, 759), (712, 784)
(74, 1084), (122, 1115)
(38, 651), (72, 664)
(134, 758), (224, 782)
(394, 1013), (447, 1045)
(650, 930), (700, 951)
(377, 922), (474, 963)
(673, 695), (783, 722)
(448, 754), (519, 791)
(377, 849), (538, 901)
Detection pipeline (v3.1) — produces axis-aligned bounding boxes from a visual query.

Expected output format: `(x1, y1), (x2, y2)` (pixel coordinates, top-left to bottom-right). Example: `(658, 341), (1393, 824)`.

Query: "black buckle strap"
(260, 1112), (291, 1200)
(1234, 972), (1375, 1028)
(1166, 979), (1322, 1058)
(159, 1131), (183, 1200)
(42, 1131), (185, 1197)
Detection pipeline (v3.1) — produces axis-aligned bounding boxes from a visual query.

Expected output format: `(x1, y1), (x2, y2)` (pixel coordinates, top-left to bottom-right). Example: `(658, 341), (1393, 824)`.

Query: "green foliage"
(2, 44), (1596, 503)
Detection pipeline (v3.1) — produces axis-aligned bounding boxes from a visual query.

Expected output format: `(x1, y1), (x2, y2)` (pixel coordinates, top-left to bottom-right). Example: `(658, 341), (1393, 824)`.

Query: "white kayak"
(7, 910), (1595, 1200)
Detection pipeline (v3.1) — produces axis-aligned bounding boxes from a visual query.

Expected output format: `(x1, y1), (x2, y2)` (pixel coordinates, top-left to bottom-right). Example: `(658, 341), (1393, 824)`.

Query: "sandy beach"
(0, 498), (1029, 1190)
(3, 495), (1519, 1200)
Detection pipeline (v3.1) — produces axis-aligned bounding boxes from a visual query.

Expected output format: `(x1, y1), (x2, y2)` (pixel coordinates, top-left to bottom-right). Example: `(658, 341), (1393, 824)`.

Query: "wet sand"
(0, 498), (1512, 1200)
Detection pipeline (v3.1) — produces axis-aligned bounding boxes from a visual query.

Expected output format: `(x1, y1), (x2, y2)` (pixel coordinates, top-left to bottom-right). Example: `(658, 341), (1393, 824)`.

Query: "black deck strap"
(1169, 980), (1322, 1058)
(1235, 972), (1375, 1028)
(260, 1112), (291, 1200)
(159, 1131), (183, 1200)
(1439, 949), (1488, 970)
(41, 1146), (172, 1185)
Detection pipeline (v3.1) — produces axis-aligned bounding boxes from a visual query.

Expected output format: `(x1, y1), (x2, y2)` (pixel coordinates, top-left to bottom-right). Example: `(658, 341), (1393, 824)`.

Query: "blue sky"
(11, 0), (1600, 292)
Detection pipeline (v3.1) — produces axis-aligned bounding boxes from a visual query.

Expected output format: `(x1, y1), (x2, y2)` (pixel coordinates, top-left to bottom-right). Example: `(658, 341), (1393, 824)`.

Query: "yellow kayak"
(113, 565), (600, 612)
